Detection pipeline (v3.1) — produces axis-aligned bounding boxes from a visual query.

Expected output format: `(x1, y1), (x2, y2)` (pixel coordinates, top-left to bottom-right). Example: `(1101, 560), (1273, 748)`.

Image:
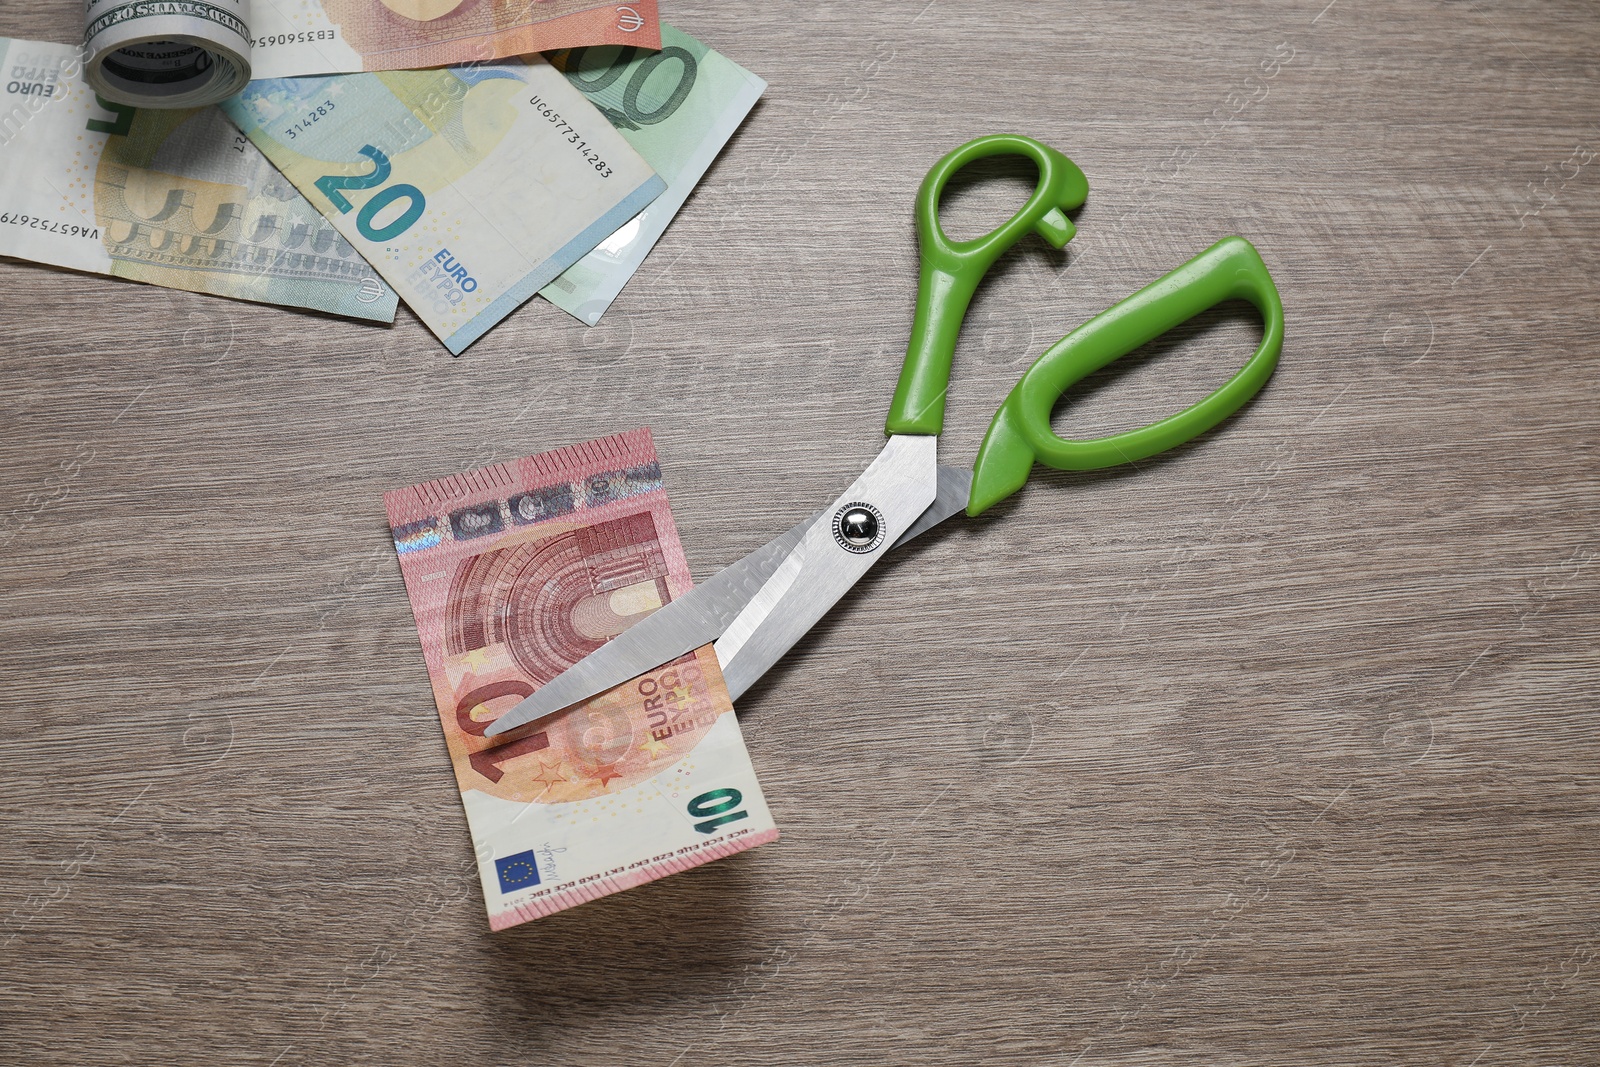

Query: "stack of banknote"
(0, 6), (778, 924)
(0, 7), (765, 342)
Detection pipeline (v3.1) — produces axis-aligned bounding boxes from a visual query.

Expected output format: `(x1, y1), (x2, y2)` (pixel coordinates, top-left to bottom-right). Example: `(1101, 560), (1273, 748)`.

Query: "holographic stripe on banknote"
(390, 461), (662, 551)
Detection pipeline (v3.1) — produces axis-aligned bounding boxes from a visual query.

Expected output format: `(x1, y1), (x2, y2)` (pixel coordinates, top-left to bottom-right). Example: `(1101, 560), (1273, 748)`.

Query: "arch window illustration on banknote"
(445, 511), (670, 685)
(439, 511), (722, 806)
(92, 104), (386, 301)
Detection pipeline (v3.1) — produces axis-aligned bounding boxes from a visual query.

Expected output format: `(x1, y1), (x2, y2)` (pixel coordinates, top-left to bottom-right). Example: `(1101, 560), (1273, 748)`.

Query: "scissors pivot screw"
(833, 503), (884, 554)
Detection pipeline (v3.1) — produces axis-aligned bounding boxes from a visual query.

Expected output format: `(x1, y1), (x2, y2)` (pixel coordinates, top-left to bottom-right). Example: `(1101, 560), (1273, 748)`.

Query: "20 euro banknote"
(0, 37), (398, 321)
(385, 428), (778, 928)
(250, 0), (661, 80)
(540, 24), (766, 325)
(222, 58), (665, 353)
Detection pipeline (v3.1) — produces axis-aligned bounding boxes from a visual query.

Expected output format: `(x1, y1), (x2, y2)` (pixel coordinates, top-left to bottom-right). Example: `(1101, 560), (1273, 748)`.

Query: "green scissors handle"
(885, 134), (1089, 437)
(886, 134), (1283, 516)
(966, 235), (1284, 514)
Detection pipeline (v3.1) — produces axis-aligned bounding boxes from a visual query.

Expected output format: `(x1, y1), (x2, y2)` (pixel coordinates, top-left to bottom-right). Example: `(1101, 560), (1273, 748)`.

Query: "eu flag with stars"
(495, 850), (541, 893)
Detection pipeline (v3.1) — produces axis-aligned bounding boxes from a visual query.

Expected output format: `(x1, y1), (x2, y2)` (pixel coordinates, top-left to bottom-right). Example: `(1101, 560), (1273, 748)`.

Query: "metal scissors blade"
(895, 463), (972, 548)
(705, 434), (936, 699)
(482, 515), (811, 738)
(484, 448), (960, 738)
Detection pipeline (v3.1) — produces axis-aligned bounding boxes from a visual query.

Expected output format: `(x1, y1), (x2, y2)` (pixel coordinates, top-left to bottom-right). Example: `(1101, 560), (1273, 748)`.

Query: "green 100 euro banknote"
(221, 60), (665, 354)
(540, 25), (766, 325)
(0, 38), (398, 321)
(386, 428), (778, 927)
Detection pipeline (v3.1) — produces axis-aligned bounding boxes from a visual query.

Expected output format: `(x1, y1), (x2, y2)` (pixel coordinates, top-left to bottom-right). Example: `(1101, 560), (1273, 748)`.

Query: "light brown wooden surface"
(2, 1), (1598, 1063)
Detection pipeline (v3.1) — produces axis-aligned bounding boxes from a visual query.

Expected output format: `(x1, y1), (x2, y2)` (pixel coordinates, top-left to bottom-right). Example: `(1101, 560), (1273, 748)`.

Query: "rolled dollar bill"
(83, 0), (251, 108)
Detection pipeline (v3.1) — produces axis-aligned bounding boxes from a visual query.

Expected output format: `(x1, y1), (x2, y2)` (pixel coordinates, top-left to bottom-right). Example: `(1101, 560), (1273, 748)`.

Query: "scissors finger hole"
(1047, 300), (1265, 441)
(934, 153), (1043, 243)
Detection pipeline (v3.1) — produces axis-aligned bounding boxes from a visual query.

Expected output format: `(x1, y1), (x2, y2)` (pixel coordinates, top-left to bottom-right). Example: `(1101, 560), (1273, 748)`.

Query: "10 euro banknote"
(385, 428), (778, 928)
(222, 58), (664, 353)
(0, 38), (398, 321)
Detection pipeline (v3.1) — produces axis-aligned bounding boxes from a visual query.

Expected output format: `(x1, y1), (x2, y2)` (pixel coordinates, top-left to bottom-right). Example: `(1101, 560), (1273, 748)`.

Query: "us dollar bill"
(0, 37), (398, 322)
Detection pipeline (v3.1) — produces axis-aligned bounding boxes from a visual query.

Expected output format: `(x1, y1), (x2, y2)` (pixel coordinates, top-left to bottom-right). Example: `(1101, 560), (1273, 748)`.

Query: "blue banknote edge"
(443, 174), (668, 354)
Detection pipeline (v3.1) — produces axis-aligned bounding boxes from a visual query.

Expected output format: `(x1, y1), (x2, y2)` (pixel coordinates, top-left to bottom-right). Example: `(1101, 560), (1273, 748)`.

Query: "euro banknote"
(385, 428), (778, 928)
(249, 0), (661, 80)
(222, 59), (664, 353)
(540, 25), (766, 325)
(0, 38), (397, 321)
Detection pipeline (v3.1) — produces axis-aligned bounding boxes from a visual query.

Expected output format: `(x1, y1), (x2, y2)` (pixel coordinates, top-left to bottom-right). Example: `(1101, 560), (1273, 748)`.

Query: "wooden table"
(2, 1), (1596, 1063)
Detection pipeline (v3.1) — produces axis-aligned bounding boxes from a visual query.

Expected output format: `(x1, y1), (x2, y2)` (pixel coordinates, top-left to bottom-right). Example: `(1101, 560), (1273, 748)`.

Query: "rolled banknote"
(540, 24), (766, 325)
(222, 59), (665, 353)
(385, 428), (779, 928)
(0, 38), (397, 321)
(84, 0), (251, 108)
(250, 0), (662, 80)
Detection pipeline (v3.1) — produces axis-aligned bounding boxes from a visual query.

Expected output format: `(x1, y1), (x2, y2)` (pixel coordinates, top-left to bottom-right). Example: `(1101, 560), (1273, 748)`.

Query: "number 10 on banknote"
(385, 429), (778, 927)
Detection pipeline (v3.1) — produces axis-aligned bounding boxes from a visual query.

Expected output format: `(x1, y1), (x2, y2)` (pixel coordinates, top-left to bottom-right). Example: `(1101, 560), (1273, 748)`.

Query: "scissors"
(486, 133), (1284, 739)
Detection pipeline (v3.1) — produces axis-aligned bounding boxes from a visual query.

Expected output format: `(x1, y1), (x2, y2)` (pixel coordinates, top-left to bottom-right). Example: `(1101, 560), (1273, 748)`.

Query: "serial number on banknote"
(284, 100), (338, 141)
(250, 30), (338, 48)
(528, 94), (615, 177)
(0, 213), (99, 239)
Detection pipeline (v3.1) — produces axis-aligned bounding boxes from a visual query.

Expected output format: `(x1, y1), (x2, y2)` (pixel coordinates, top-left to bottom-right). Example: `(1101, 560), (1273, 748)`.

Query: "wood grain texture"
(1, 1), (1597, 1063)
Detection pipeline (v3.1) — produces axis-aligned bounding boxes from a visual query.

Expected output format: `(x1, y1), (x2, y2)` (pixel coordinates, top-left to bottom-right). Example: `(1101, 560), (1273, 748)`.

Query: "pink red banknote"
(250, 0), (663, 79)
(385, 428), (777, 927)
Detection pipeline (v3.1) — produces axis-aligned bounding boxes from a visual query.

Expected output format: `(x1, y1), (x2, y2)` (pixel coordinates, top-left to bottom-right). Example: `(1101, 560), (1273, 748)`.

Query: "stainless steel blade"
(889, 465), (973, 549)
(483, 514), (813, 738)
(483, 455), (966, 737)
(713, 435), (939, 700)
